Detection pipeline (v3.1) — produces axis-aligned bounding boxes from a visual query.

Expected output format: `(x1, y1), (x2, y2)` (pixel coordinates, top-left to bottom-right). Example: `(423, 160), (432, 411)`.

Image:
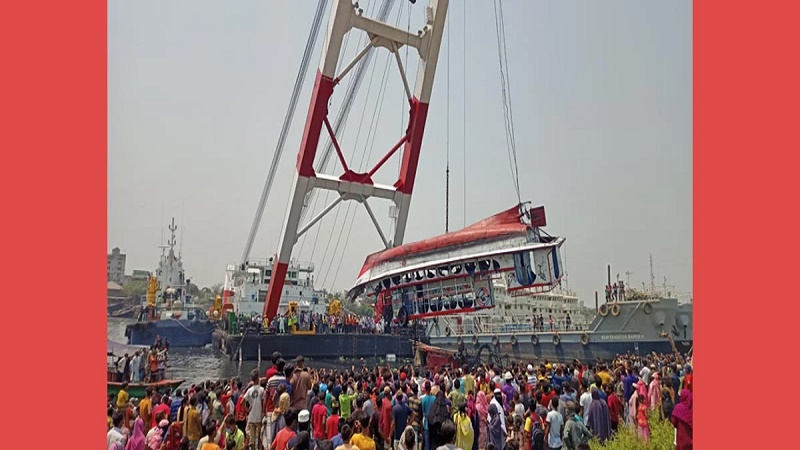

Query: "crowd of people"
(107, 351), (693, 450)
(232, 312), (416, 336)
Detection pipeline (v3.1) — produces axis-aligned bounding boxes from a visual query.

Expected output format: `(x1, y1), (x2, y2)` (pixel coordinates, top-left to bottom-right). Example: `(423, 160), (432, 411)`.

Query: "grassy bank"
(590, 414), (675, 450)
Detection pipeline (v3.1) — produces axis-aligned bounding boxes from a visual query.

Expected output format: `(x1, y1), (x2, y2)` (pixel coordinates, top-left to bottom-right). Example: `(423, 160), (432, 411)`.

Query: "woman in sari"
(649, 373), (662, 415)
(585, 388), (611, 445)
(670, 390), (693, 450)
(454, 403), (474, 450)
(636, 380), (649, 409)
(125, 417), (147, 450)
(465, 392), (478, 450)
(475, 392), (489, 450)
(486, 404), (505, 450)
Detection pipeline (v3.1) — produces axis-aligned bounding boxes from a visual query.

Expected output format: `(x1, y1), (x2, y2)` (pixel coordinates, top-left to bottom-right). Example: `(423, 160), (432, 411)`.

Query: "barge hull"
(214, 330), (421, 361)
(126, 320), (216, 347)
(430, 334), (692, 363)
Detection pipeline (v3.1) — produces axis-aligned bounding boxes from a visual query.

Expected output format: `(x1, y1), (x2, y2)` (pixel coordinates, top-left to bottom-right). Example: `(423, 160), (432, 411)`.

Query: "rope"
(240, 0), (328, 265)
(492, 0), (522, 205)
(462, 0), (467, 228)
(446, 3), (450, 234)
(167, 318), (213, 335)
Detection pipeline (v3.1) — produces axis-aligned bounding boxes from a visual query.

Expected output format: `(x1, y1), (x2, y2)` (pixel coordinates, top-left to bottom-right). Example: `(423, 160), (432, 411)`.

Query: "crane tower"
(262, 0), (450, 320)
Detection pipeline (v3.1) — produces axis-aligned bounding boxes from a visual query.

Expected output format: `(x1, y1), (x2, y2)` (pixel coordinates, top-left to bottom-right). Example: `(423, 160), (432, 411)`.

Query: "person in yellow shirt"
(185, 396), (203, 448)
(116, 383), (130, 409)
(597, 366), (612, 387)
(349, 414), (376, 450)
(138, 387), (153, 429)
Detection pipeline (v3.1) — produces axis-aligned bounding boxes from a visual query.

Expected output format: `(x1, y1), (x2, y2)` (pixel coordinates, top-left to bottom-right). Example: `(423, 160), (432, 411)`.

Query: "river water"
(108, 318), (412, 388)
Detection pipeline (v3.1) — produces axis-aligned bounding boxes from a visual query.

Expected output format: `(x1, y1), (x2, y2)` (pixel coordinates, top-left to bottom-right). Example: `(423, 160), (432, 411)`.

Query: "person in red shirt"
(312, 392), (328, 440)
(265, 352), (282, 380)
(539, 384), (556, 410)
(379, 388), (393, 447)
(152, 395), (171, 429)
(271, 409), (297, 450)
(326, 400), (340, 440)
(605, 385), (623, 433)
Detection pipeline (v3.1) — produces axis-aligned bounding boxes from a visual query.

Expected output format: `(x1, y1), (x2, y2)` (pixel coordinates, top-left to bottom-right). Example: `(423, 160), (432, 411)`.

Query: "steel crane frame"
(263, 0), (449, 320)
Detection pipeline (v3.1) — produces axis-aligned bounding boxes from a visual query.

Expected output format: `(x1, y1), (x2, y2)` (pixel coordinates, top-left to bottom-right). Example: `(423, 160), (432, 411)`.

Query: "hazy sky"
(108, 0), (692, 304)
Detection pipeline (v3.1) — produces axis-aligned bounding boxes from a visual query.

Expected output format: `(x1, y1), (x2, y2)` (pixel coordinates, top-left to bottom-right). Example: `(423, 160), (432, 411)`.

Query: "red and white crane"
(262, 0), (450, 320)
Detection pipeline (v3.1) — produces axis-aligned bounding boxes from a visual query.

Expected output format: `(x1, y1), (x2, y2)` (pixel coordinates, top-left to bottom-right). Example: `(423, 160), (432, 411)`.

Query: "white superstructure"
(223, 257), (326, 317)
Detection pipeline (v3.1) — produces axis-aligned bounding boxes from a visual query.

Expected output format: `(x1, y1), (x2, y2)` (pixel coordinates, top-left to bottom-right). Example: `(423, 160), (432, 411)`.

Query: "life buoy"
(397, 306), (409, 327)
(611, 303), (621, 317)
(492, 335), (499, 346)
(552, 334), (561, 346)
(445, 326), (451, 337)
(580, 332), (589, 346)
(510, 334), (518, 346)
(531, 334), (539, 345)
(598, 304), (609, 317)
(456, 336), (464, 346)
(472, 334), (479, 345)
(643, 302), (653, 315)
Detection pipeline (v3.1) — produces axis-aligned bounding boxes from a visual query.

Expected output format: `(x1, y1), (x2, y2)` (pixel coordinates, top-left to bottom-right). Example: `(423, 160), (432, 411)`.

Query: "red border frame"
(1, 0), (107, 445)
(2, 1), (799, 447)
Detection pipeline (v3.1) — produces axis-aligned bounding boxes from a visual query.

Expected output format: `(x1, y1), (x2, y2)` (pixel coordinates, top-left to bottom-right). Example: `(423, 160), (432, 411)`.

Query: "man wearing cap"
(327, 399), (341, 440)
(501, 372), (516, 411)
(288, 410), (315, 450)
(489, 389), (506, 434)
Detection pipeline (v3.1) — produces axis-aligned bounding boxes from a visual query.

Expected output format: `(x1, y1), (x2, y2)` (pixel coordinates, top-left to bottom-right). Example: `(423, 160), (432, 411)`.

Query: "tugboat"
(125, 218), (216, 347)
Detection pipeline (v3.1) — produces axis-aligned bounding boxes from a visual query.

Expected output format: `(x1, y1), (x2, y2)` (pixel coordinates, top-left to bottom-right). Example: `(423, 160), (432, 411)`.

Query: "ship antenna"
(649, 254), (656, 292)
(168, 218), (177, 251)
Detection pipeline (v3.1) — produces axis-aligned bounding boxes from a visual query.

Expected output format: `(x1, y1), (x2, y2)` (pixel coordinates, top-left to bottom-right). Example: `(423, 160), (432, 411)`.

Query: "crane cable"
(239, 0), (328, 266)
(492, 0), (522, 205)
(445, 0), (450, 234)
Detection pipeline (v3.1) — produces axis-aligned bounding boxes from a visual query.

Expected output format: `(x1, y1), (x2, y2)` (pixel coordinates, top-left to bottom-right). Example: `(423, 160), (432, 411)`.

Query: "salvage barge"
(212, 326), (425, 361)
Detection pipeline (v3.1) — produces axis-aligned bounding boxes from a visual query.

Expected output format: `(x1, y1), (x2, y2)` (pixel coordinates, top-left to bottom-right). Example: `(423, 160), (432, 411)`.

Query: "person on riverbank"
(670, 390), (692, 450)
(243, 370), (266, 450)
(108, 411), (127, 450)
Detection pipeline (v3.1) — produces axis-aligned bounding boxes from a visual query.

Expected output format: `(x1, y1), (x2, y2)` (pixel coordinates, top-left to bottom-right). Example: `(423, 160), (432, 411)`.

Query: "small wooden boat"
(108, 378), (185, 398)
(107, 339), (184, 398)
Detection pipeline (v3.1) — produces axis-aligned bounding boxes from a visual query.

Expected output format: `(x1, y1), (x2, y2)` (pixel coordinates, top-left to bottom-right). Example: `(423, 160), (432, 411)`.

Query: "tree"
(122, 280), (148, 300)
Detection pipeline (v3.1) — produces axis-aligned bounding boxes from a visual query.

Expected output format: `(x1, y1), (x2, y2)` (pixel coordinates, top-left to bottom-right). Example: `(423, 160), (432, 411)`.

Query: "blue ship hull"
(125, 319), (216, 347)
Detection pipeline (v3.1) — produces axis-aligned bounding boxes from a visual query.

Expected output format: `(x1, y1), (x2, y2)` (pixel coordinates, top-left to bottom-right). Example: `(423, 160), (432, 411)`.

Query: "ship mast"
(649, 253), (656, 292)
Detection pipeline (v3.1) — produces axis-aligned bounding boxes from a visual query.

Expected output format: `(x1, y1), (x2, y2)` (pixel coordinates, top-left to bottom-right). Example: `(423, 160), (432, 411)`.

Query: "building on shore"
(107, 247), (126, 284)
